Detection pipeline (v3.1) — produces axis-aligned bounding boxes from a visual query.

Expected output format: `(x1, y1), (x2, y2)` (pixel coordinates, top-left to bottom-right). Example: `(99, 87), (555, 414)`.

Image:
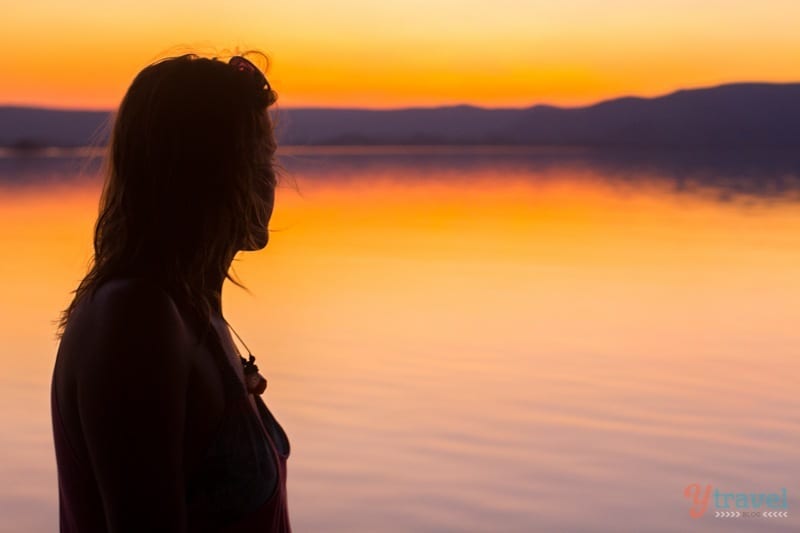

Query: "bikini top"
(184, 314), (291, 532)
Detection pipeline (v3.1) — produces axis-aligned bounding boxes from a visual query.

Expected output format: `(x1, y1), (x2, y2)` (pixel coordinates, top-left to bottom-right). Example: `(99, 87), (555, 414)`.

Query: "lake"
(0, 146), (798, 532)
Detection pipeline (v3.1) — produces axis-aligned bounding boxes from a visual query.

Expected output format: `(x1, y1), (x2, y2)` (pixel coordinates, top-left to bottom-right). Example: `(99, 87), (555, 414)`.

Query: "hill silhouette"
(1, 82), (799, 148)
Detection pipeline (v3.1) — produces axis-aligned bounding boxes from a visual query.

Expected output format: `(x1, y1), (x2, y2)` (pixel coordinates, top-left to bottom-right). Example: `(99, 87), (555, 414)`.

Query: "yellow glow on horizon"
(1, 1), (799, 110)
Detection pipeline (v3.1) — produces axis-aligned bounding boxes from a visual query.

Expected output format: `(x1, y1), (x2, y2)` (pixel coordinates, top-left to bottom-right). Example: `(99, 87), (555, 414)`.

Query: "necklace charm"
(241, 353), (268, 395)
(223, 317), (269, 396)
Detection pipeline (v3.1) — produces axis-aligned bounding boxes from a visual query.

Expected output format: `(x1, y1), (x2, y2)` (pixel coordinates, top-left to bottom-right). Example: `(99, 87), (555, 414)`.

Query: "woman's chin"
(238, 230), (269, 252)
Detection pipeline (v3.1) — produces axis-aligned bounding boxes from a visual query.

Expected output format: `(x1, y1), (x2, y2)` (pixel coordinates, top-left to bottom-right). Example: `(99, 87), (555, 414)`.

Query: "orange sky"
(1, 0), (799, 110)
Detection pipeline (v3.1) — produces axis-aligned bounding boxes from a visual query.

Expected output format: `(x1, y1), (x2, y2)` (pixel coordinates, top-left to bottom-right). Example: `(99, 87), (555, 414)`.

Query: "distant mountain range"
(2, 82), (799, 148)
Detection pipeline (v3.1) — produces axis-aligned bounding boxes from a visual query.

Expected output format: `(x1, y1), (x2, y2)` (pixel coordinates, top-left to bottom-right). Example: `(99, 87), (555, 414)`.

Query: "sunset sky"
(1, 0), (799, 110)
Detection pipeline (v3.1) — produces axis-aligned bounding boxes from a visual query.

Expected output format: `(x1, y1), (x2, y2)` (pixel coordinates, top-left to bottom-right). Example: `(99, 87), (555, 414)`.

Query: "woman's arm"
(76, 279), (192, 532)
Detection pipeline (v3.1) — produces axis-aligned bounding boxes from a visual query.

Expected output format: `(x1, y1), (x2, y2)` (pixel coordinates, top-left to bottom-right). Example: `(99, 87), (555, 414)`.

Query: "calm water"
(0, 147), (798, 532)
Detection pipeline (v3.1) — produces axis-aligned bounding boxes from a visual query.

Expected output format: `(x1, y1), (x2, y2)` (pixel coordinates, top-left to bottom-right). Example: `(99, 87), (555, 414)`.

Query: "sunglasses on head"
(228, 55), (271, 92)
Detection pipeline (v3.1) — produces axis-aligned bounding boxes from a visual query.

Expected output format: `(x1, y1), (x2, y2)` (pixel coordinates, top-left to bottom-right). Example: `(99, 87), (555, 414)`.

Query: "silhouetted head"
(59, 52), (279, 334)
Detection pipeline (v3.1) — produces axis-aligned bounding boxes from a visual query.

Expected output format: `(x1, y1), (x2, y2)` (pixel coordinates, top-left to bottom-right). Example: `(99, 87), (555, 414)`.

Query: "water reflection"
(2, 146), (800, 203)
(1, 148), (798, 532)
(275, 146), (800, 203)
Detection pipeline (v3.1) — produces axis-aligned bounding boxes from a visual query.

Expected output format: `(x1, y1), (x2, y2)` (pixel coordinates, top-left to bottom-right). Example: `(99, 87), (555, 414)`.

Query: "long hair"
(57, 51), (279, 337)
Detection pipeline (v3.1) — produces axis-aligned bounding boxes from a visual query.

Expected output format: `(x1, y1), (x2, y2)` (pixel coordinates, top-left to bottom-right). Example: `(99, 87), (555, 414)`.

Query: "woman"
(50, 52), (291, 532)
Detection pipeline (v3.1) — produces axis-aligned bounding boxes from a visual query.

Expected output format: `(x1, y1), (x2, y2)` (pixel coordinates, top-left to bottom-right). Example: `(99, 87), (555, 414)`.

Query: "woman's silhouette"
(50, 52), (291, 532)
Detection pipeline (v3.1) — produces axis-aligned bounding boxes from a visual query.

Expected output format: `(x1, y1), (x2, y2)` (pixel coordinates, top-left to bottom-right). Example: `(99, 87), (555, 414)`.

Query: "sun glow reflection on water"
(0, 148), (798, 532)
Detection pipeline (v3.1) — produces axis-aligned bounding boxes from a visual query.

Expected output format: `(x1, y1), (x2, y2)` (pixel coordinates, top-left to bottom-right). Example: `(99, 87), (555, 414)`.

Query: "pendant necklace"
(223, 319), (268, 395)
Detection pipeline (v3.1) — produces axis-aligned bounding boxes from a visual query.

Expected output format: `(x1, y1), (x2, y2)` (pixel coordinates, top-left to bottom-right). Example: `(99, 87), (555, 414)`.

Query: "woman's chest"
(184, 318), (289, 469)
(183, 328), (282, 528)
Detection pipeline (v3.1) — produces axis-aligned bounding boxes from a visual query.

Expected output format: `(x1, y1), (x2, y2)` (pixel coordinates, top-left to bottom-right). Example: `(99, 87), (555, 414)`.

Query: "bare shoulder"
(74, 277), (194, 380)
(67, 276), (195, 530)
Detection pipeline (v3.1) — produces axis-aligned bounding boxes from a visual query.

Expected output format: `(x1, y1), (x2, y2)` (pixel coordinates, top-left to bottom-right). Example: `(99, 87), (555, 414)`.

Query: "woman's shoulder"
(74, 276), (187, 329)
(62, 276), (195, 383)
(86, 276), (179, 314)
(56, 276), (198, 531)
